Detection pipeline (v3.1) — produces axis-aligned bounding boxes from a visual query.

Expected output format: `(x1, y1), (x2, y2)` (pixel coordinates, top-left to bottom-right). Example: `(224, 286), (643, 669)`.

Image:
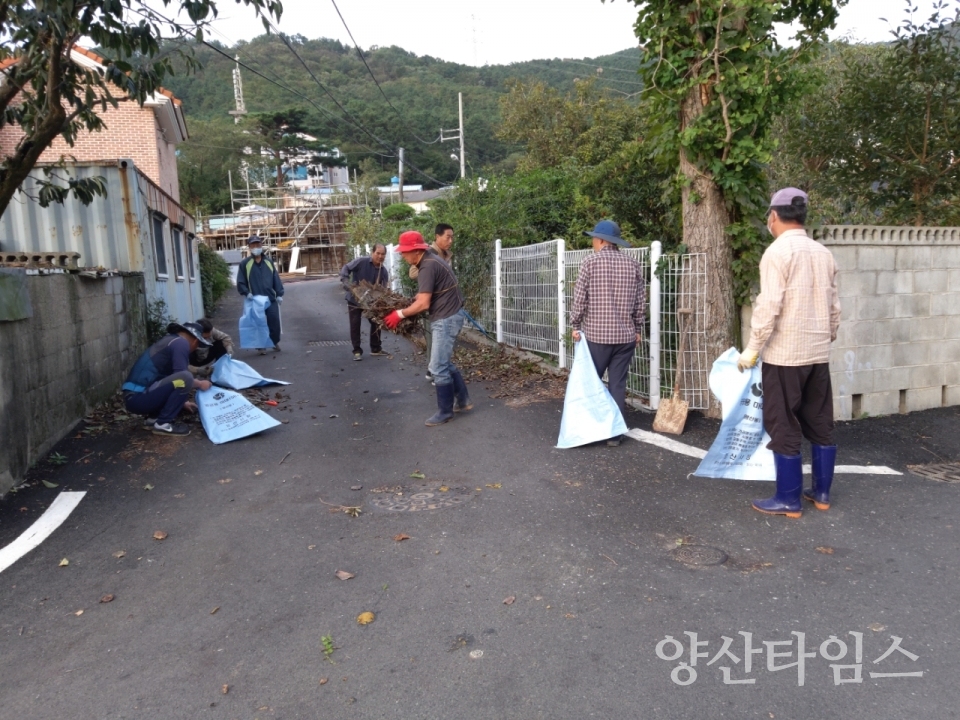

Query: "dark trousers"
(349, 305), (381, 354)
(586, 340), (636, 420)
(265, 302), (281, 346)
(762, 362), (834, 456)
(124, 371), (194, 423)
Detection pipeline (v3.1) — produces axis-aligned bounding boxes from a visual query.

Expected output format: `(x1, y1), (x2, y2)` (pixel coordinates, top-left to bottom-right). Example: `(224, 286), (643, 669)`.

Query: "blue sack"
(694, 347), (775, 481)
(239, 295), (272, 349)
(556, 337), (628, 448)
(211, 355), (290, 390)
(196, 387), (281, 444)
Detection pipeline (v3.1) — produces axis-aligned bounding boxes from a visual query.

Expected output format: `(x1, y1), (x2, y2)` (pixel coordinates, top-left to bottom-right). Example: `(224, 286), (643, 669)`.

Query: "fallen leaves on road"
(218, 478), (232, 484)
(153, 530), (168, 541)
(485, 483), (502, 489)
(100, 594), (114, 603)
(335, 570), (355, 581)
(439, 486), (449, 492)
(409, 471), (425, 479)
(221, 684), (229, 695)
(319, 677), (328, 686)
(113, 551), (126, 559)
(144, 483), (154, 491)
(58, 558), (69, 567)
(503, 596), (516, 605)
(815, 546), (835, 555)
(254, 470), (264, 476)
(393, 533), (410, 542)
(356, 611), (375, 625)
(42, 480), (59, 489)
(868, 623), (886, 632)
(74, 610), (83, 616)
(210, 606), (220, 615)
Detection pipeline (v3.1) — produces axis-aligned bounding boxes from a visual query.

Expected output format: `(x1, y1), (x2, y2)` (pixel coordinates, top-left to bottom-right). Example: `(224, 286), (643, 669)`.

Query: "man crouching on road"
(569, 220), (645, 447)
(738, 188), (841, 518)
(384, 231), (472, 426)
(122, 322), (214, 436)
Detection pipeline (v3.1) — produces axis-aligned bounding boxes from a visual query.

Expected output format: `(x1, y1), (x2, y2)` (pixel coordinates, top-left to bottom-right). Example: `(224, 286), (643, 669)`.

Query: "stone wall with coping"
(743, 226), (960, 421)
(0, 272), (146, 495)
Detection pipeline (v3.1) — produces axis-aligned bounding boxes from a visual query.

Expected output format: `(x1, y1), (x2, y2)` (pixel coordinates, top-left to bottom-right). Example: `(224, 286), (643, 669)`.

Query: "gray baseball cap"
(769, 187), (808, 208)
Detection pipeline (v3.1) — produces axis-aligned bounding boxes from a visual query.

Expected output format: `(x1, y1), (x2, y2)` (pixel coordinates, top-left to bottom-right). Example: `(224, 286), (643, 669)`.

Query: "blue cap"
(583, 220), (629, 247)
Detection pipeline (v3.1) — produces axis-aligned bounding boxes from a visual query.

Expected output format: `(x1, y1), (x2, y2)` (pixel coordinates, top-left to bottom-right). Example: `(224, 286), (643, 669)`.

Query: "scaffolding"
(197, 180), (365, 275)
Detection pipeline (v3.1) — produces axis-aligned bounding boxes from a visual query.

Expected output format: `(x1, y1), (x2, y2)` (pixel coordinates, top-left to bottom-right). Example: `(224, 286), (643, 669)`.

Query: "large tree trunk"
(678, 87), (738, 419)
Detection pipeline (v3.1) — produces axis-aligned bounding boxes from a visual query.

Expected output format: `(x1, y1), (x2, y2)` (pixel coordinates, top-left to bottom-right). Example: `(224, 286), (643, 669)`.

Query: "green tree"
(626, 0), (847, 414)
(497, 78), (678, 245)
(775, 6), (960, 226)
(0, 0), (282, 218)
(244, 108), (344, 187)
(178, 118), (250, 215)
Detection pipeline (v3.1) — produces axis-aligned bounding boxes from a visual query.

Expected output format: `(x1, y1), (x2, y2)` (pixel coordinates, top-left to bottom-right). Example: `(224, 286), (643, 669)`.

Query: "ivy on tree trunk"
(623, 0), (846, 416)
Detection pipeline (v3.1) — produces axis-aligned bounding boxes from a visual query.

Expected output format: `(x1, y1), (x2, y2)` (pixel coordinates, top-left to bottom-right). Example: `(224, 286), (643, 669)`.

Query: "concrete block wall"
(0, 272), (146, 495)
(816, 226), (960, 420)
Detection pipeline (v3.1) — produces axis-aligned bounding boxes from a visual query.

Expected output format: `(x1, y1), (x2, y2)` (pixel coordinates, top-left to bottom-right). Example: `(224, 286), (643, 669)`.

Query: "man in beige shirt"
(738, 187), (841, 518)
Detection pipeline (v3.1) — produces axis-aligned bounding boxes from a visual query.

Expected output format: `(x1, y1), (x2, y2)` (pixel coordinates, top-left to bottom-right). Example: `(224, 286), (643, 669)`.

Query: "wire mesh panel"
(658, 253), (709, 410)
(563, 247), (652, 404)
(499, 241), (561, 357)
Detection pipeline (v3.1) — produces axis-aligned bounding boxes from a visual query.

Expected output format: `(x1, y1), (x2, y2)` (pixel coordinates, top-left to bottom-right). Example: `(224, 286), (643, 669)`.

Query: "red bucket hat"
(396, 231), (430, 252)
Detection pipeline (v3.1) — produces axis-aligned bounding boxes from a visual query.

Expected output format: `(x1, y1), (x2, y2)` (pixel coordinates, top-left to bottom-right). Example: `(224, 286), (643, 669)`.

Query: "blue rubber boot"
(425, 383), (455, 426)
(451, 369), (473, 412)
(752, 452), (803, 518)
(803, 444), (837, 510)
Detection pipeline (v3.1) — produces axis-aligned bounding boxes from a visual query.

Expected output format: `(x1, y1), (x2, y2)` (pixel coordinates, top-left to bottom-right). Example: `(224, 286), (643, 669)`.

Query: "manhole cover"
(369, 484), (472, 512)
(308, 340), (351, 347)
(672, 545), (728, 567)
(907, 463), (960, 484)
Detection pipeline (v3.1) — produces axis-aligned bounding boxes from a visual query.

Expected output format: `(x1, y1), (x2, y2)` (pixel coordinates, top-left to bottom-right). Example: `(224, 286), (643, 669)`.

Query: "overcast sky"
(202, 0), (953, 66)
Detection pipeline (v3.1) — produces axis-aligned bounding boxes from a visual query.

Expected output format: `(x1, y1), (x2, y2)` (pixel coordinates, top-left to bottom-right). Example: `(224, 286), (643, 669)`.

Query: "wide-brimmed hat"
(395, 230), (430, 253)
(583, 220), (629, 247)
(169, 321), (212, 347)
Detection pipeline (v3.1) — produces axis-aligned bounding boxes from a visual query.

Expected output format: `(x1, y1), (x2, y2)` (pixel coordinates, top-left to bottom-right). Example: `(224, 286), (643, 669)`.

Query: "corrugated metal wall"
(0, 161), (203, 323)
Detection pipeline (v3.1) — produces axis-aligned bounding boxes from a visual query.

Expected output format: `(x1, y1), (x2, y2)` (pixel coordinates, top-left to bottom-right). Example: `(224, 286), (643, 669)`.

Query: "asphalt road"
(1, 277), (959, 720)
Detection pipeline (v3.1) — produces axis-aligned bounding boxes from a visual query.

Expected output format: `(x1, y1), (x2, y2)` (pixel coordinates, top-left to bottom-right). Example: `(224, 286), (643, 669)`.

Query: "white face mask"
(251, 247), (263, 257)
(766, 213), (775, 237)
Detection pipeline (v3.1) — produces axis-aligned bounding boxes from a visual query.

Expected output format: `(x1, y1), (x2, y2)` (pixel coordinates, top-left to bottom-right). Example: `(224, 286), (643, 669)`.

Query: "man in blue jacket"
(122, 322), (214, 436)
(237, 235), (285, 352)
(339, 244), (390, 361)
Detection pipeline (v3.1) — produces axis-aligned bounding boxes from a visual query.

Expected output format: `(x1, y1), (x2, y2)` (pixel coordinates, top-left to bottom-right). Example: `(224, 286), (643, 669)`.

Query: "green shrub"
(146, 298), (173, 344)
(199, 243), (231, 315)
(381, 203), (416, 222)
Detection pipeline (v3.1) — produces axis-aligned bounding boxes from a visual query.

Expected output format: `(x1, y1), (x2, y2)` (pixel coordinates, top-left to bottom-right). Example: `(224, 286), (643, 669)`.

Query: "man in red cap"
(384, 230), (472, 426)
(738, 187), (841, 518)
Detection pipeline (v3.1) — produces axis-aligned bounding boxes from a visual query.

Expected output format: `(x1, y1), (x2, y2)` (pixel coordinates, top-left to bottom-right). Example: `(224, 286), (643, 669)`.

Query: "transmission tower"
(228, 55), (247, 124)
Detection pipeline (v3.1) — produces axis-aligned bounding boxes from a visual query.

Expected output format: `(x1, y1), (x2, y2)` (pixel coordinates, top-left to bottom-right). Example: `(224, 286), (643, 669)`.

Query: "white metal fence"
(477, 239), (709, 410)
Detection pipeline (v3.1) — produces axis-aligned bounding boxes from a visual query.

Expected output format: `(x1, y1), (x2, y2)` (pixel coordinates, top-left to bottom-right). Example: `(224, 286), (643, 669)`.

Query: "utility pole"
(440, 92), (465, 179)
(228, 56), (247, 125)
(398, 147), (404, 204)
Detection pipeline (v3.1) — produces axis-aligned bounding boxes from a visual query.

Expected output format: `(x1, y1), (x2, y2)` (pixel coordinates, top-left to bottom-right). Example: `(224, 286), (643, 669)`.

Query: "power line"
(328, 0), (440, 146)
(200, 40), (395, 160)
(261, 25), (447, 186)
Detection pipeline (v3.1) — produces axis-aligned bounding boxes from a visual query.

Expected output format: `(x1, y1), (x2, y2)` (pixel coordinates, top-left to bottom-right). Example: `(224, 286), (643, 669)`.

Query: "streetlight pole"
(398, 147), (404, 204)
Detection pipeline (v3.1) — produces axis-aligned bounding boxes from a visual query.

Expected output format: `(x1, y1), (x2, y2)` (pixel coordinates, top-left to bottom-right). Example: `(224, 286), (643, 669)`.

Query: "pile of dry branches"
(347, 280), (420, 337)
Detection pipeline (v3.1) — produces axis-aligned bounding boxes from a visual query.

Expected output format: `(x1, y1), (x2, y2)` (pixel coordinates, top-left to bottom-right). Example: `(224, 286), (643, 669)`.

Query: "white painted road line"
(0, 491), (86, 574)
(625, 428), (903, 476)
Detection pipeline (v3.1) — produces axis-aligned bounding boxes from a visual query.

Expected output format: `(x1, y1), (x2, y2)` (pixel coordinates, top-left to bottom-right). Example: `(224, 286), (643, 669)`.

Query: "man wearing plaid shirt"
(738, 188), (841, 518)
(570, 220), (646, 446)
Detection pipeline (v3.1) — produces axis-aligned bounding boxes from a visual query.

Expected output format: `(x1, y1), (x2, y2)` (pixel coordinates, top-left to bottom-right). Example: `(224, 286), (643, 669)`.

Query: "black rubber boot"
(425, 383), (455, 426)
(451, 369), (473, 412)
(803, 444), (837, 510)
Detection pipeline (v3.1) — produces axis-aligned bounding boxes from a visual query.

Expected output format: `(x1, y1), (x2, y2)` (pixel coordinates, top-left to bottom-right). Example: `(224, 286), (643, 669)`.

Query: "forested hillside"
(163, 34), (642, 191)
